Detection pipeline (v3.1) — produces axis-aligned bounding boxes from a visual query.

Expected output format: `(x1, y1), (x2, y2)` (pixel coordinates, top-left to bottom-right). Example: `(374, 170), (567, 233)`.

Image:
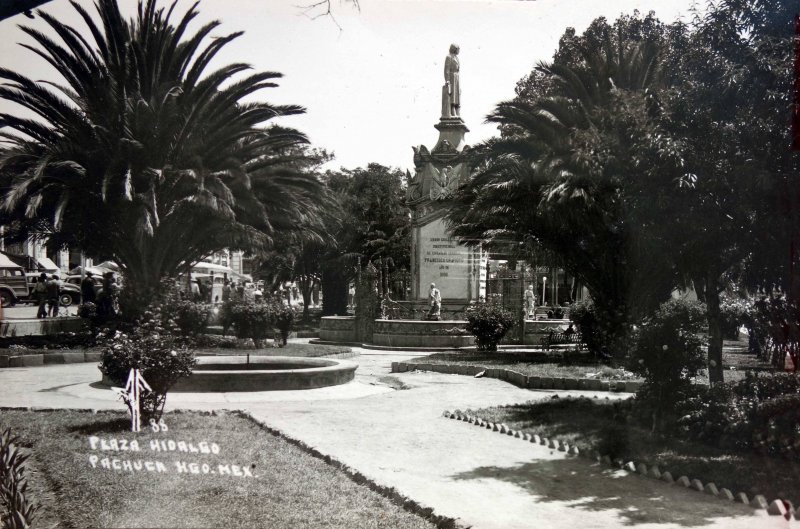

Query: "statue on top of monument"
(442, 44), (461, 119)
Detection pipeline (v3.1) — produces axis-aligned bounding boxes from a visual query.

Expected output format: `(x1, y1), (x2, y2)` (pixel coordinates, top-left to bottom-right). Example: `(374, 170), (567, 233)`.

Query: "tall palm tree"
(448, 17), (678, 354)
(0, 0), (322, 309)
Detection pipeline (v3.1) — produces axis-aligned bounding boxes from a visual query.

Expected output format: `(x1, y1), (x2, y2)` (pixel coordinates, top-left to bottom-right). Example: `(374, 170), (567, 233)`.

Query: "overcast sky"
(0, 0), (700, 172)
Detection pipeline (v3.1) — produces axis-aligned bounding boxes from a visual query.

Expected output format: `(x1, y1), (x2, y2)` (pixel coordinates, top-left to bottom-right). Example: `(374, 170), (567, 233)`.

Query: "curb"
(393, 361), (642, 393)
(310, 339), (468, 352)
(442, 409), (798, 521)
(0, 351), (102, 368)
(0, 348), (353, 369)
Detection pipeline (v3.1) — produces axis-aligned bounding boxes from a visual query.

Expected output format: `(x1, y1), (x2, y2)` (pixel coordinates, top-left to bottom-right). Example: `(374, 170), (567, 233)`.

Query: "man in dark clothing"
(98, 273), (119, 317)
(46, 274), (60, 317)
(81, 271), (96, 304)
(35, 272), (48, 318)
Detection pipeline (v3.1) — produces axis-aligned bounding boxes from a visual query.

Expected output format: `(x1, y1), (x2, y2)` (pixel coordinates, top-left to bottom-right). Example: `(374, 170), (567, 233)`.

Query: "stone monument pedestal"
(407, 113), (486, 306)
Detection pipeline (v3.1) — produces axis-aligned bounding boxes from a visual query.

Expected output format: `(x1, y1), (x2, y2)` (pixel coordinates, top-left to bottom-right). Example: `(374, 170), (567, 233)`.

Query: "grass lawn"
(422, 343), (773, 385)
(466, 396), (800, 505)
(0, 410), (434, 529)
(195, 341), (353, 358)
(421, 352), (641, 381)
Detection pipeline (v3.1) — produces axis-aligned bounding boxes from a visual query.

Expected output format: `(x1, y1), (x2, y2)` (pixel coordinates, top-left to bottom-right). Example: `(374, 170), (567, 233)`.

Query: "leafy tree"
(0, 0), (322, 313)
(320, 163), (410, 314)
(644, 0), (797, 382)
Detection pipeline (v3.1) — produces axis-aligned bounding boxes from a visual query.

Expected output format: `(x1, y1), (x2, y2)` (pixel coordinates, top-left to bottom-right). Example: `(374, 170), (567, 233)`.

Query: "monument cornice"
(410, 201), (450, 227)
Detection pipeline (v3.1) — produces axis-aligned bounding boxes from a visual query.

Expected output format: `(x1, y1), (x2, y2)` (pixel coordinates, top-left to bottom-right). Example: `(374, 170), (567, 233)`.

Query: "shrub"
(77, 300), (119, 337)
(673, 372), (800, 457)
(99, 302), (196, 421)
(674, 384), (743, 447)
(226, 301), (273, 346)
(272, 301), (296, 346)
(465, 302), (515, 352)
(0, 428), (40, 529)
(733, 372), (800, 456)
(628, 299), (706, 432)
(221, 297), (296, 347)
(170, 300), (211, 337)
(77, 301), (97, 320)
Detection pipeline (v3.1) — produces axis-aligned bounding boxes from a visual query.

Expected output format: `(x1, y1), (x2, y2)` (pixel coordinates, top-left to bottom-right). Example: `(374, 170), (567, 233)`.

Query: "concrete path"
(0, 347), (784, 529)
(1, 304), (78, 319)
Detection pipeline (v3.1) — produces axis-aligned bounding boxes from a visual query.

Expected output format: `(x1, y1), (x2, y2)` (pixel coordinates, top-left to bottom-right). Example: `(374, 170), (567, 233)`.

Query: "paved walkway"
(0, 347), (783, 529)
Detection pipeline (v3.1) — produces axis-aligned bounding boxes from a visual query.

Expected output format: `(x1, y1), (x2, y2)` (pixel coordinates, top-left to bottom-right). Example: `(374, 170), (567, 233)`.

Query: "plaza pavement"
(0, 344), (785, 529)
(0, 303), (79, 319)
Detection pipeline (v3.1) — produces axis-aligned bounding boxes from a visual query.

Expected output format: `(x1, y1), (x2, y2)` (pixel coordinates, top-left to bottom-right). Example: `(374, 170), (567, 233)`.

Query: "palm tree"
(0, 0), (322, 309)
(447, 16), (677, 355)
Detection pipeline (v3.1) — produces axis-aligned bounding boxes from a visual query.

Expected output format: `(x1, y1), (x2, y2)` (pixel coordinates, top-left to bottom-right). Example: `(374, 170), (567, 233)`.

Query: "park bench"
(542, 331), (583, 351)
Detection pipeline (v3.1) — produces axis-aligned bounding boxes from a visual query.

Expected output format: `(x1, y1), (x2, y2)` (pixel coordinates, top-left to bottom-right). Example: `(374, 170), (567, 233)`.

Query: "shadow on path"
(452, 457), (759, 527)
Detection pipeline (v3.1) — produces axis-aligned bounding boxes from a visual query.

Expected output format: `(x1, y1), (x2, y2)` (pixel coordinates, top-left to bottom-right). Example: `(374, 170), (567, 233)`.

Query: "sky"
(0, 0), (701, 172)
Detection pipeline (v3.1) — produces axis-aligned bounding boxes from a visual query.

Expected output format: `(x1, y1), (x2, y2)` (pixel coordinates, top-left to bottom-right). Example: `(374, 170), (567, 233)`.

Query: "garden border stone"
(442, 408), (789, 519)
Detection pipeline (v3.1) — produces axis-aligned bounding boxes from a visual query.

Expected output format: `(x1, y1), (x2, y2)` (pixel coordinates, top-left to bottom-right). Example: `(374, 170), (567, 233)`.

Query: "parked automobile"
(24, 273), (80, 306)
(0, 254), (29, 307)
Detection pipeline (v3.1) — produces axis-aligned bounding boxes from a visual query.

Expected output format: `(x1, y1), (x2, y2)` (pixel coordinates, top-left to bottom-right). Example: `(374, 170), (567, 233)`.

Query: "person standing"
(222, 280), (232, 303)
(99, 272), (118, 317)
(34, 272), (48, 318)
(46, 274), (60, 317)
(428, 282), (442, 321)
(190, 278), (201, 302)
(81, 271), (96, 304)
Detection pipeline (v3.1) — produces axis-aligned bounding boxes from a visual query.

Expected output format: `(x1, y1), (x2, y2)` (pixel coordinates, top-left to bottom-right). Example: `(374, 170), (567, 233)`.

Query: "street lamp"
(541, 276), (547, 307)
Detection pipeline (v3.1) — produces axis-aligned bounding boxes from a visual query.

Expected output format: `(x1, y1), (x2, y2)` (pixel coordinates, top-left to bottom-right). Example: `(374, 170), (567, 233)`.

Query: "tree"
(455, 5), (797, 380)
(251, 147), (339, 321)
(319, 163), (410, 314)
(448, 13), (679, 357)
(0, 0), (322, 312)
(638, 0), (798, 383)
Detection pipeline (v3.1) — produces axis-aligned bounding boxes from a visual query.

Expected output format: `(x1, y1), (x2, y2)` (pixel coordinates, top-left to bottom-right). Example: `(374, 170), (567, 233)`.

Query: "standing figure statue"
(442, 44), (461, 119)
(524, 284), (536, 319)
(428, 282), (442, 320)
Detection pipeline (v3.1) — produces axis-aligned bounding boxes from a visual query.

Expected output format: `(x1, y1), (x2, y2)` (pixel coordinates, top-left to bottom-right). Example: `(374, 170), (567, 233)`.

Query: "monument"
(317, 45), (484, 346)
(406, 44), (487, 308)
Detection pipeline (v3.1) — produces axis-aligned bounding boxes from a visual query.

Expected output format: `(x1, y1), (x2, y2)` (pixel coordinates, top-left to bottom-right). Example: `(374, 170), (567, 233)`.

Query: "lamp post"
(541, 276), (547, 307)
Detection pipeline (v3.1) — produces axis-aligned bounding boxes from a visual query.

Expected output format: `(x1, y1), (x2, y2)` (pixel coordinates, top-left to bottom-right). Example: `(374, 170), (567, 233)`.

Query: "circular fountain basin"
(101, 356), (357, 393)
(175, 356), (357, 392)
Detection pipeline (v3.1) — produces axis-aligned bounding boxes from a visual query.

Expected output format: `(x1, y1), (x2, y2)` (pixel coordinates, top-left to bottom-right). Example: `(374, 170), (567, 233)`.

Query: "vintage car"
(24, 273), (81, 306)
(0, 253), (30, 307)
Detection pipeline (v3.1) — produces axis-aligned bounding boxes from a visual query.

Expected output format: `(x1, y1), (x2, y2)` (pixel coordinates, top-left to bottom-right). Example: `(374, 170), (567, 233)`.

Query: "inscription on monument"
(419, 218), (474, 299)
